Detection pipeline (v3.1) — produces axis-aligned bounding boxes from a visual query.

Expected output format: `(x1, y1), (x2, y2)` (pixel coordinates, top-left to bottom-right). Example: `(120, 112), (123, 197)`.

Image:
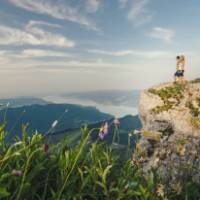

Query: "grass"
(148, 84), (185, 114)
(190, 117), (200, 129)
(185, 101), (200, 117)
(185, 98), (200, 129)
(190, 78), (200, 84)
(0, 123), (199, 200)
(141, 130), (162, 142)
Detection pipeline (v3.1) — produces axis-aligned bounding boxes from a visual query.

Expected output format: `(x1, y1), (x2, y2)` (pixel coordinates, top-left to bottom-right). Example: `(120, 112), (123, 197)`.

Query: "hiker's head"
(176, 56), (180, 60)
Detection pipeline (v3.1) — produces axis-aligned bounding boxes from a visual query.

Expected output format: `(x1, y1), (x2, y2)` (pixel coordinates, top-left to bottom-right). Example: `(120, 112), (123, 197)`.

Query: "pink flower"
(11, 169), (22, 177)
(99, 122), (109, 140)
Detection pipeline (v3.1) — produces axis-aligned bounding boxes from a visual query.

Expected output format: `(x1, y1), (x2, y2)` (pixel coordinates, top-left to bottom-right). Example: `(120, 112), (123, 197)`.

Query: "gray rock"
(135, 81), (200, 190)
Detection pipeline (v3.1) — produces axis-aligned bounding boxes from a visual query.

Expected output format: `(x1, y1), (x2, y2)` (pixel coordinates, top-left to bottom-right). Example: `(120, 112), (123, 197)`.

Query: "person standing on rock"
(174, 55), (185, 83)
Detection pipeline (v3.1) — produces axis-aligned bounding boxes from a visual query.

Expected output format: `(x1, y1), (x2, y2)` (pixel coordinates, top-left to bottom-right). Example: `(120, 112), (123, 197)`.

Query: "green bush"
(0, 123), (199, 200)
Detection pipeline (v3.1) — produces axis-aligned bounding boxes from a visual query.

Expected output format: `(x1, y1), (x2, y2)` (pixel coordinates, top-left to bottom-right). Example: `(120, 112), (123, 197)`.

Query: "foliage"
(0, 124), (199, 200)
(185, 98), (200, 129)
(190, 117), (200, 129)
(190, 78), (200, 84)
(148, 84), (186, 114)
(141, 130), (161, 142)
(185, 101), (200, 117)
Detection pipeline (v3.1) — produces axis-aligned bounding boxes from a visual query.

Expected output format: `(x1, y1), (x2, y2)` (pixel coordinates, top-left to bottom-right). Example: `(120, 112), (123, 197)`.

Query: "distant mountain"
(1, 104), (113, 141)
(0, 97), (50, 108)
(61, 90), (140, 107)
(48, 115), (142, 145)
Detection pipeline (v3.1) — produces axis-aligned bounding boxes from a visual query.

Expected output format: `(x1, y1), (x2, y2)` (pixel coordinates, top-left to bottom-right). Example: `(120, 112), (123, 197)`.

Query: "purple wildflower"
(11, 169), (22, 177)
(99, 122), (109, 140)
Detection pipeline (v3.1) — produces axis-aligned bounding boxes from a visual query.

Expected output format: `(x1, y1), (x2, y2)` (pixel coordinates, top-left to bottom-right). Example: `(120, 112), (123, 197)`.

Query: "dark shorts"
(175, 70), (184, 77)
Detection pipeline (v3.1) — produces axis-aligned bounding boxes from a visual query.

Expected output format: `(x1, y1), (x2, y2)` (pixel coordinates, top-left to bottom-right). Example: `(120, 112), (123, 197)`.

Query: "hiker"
(174, 55), (185, 83)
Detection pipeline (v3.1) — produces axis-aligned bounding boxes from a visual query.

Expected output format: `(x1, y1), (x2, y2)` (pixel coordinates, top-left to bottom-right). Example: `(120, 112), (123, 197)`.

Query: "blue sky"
(0, 0), (200, 97)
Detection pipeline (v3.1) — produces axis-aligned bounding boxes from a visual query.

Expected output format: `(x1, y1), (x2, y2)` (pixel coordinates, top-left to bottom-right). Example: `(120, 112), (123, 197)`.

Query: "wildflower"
(43, 144), (49, 153)
(99, 122), (109, 140)
(128, 133), (132, 137)
(173, 182), (182, 194)
(11, 169), (22, 177)
(156, 184), (165, 198)
(113, 118), (120, 126)
(133, 129), (141, 135)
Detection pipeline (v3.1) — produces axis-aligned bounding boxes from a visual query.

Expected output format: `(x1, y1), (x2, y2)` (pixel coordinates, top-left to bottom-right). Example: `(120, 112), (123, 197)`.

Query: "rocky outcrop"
(133, 79), (200, 190)
(139, 82), (200, 136)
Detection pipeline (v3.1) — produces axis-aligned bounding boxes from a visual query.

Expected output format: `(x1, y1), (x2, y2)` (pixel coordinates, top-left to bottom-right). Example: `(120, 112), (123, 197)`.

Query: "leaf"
(96, 181), (106, 191)
(0, 187), (10, 198)
(102, 165), (112, 184)
(127, 181), (138, 188)
(22, 124), (28, 144)
(0, 173), (11, 182)
(77, 167), (83, 182)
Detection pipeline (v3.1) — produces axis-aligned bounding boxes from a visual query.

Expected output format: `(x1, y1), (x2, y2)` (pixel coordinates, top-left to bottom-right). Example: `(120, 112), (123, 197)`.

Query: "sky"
(0, 0), (200, 97)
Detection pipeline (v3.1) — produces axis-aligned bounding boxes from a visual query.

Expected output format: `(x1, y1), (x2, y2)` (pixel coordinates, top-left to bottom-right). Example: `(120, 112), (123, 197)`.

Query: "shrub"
(0, 123), (199, 199)
(148, 84), (185, 114)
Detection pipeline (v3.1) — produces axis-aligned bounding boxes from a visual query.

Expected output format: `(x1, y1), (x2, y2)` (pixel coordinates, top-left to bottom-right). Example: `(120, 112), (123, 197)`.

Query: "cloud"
(87, 49), (175, 59)
(0, 57), (126, 73)
(0, 49), (73, 59)
(128, 0), (153, 25)
(26, 20), (62, 29)
(118, 0), (129, 9)
(8, 0), (98, 31)
(148, 27), (175, 42)
(86, 0), (101, 13)
(0, 23), (75, 47)
(21, 49), (70, 58)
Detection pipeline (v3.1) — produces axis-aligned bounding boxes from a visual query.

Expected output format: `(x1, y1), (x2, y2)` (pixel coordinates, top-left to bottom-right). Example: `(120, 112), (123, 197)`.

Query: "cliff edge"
(133, 78), (200, 189)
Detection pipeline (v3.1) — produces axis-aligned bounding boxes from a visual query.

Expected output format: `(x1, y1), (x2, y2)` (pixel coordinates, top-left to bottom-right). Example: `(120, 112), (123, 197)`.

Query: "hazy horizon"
(0, 0), (200, 97)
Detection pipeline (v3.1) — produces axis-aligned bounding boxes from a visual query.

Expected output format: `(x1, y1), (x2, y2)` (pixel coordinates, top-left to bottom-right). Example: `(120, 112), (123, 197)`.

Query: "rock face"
(139, 82), (200, 136)
(134, 79), (200, 189)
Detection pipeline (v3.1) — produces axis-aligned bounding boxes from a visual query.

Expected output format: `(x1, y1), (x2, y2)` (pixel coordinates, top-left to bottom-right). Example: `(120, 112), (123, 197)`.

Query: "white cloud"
(21, 49), (70, 58)
(0, 49), (72, 61)
(0, 50), (7, 56)
(148, 27), (175, 42)
(8, 0), (98, 31)
(87, 49), (175, 59)
(118, 0), (129, 9)
(0, 24), (75, 47)
(86, 0), (101, 13)
(128, 0), (152, 25)
(26, 20), (62, 29)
